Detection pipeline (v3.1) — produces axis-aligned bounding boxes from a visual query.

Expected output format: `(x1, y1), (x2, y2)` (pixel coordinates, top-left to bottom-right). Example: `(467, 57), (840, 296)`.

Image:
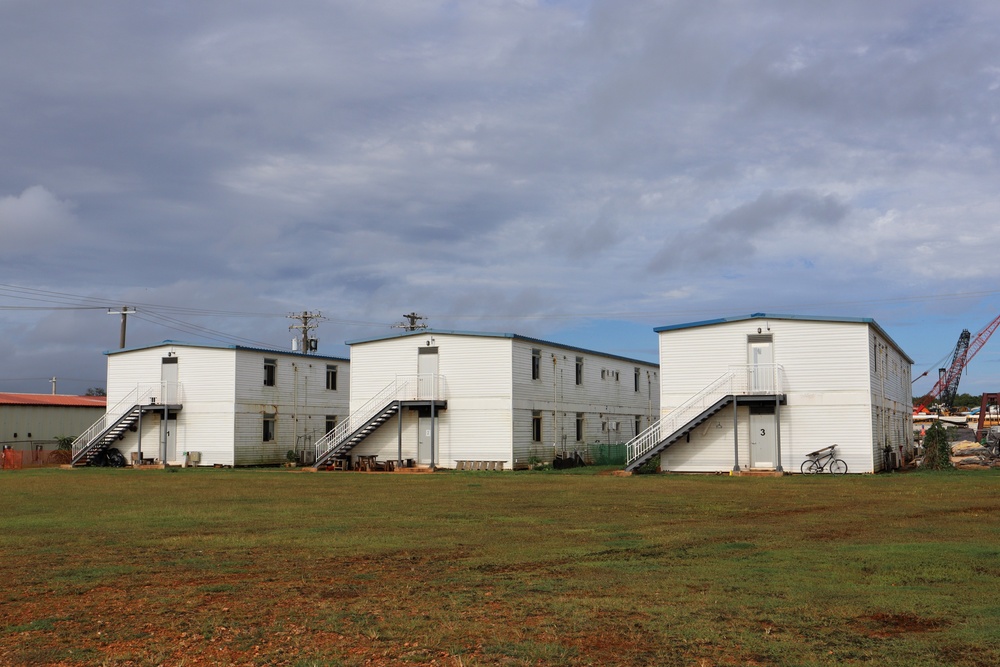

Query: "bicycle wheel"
(828, 459), (848, 474)
(800, 459), (820, 474)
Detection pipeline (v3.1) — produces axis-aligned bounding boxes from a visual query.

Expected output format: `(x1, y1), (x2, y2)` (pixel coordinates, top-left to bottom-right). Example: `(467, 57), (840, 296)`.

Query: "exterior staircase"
(313, 402), (402, 468)
(71, 386), (158, 466)
(624, 364), (784, 472)
(313, 374), (445, 469)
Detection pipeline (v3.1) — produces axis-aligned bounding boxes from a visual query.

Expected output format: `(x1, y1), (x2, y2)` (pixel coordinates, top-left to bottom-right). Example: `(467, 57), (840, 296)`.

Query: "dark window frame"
(264, 358), (277, 387)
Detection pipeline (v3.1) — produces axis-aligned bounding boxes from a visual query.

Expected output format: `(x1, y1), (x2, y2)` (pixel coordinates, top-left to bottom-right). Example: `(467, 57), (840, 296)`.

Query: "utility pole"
(393, 312), (428, 332)
(288, 311), (326, 354)
(107, 306), (135, 349)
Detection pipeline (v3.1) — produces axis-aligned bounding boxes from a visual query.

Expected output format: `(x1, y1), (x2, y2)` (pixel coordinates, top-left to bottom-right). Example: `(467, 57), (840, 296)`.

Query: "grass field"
(2, 467), (1000, 666)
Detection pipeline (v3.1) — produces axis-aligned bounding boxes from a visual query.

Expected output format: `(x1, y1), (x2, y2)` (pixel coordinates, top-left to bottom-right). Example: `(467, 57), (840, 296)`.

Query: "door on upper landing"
(417, 347), (438, 399)
(747, 335), (773, 394)
(161, 356), (178, 403)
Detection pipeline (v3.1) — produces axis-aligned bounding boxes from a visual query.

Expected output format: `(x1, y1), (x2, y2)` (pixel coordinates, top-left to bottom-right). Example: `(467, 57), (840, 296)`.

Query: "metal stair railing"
(72, 384), (157, 461)
(626, 364), (783, 466)
(314, 374), (445, 463)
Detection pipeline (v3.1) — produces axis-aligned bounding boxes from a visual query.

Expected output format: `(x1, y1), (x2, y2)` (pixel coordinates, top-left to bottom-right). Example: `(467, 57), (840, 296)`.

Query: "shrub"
(921, 421), (953, 470)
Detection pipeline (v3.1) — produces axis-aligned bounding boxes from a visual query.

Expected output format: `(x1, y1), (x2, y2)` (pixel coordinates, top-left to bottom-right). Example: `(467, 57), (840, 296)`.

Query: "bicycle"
(800, 444), (848, 474)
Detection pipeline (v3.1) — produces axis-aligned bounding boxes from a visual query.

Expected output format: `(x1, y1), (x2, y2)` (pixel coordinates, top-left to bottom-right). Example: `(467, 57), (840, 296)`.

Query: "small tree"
(921, 421), (953, 470)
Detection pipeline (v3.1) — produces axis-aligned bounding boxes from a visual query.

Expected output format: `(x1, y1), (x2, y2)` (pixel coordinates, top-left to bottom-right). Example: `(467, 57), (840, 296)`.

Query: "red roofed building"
(0, 393), (107, 454)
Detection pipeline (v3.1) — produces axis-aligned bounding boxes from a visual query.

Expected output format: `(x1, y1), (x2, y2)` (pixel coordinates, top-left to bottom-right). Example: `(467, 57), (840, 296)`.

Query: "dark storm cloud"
(2, 1), (1000, 392)
(647, 189), (850, 272)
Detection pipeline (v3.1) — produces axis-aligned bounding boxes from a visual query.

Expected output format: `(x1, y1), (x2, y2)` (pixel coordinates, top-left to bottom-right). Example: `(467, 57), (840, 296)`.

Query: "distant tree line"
(913, 392), (982, 410)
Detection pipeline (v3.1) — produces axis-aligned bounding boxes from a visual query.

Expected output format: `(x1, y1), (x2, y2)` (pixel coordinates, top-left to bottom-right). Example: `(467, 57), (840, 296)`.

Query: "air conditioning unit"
(299, 450), (316, 465)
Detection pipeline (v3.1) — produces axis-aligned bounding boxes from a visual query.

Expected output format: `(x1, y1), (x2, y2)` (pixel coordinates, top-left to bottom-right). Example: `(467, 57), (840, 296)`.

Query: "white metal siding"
(869, 330), (913, 470)
(511, 339), (659, 468)
(235, 350), (350, 466)
(349, 335), (515, 467)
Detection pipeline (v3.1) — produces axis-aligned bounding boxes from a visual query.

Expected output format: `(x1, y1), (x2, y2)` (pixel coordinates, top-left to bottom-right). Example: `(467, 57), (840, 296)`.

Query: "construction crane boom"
(915, 312), (1000, 412)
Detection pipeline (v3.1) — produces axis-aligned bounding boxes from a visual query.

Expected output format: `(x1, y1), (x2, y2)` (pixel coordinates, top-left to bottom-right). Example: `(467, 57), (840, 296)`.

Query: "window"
(325, 415), (337, 434)
(531, 349), (541, 380)
(532, 411), (542, 442)
(326, 364), (338, 391)
(635, 415), (642, 437)
(576, 413), (584, 442)
(264, 358), (276, 387)
(575, 357), (583, 385)
(263, 414), (276, 442)
(634, 367), (640, 392)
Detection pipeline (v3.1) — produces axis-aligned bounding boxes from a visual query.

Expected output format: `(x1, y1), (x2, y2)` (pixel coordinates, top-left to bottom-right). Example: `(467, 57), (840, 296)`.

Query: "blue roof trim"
(653, 313), (877, 332)
(653, 313), (912, 363)
(105, 340), (349, 362)
(347, 329), (658, 366)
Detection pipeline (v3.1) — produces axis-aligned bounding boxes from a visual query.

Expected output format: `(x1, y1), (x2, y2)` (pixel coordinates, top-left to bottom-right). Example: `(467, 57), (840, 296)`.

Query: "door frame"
(749, 405), (777, 469)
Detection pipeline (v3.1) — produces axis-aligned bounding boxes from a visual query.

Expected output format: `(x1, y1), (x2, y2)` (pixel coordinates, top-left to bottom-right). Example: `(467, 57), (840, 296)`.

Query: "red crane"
(913, 312), (1000, 414)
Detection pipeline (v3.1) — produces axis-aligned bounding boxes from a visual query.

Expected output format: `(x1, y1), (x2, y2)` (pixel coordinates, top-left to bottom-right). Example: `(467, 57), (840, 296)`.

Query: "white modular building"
(625, 314), (913, 474)
(313, 330), (659, 470)
(72, 341), (349, 467)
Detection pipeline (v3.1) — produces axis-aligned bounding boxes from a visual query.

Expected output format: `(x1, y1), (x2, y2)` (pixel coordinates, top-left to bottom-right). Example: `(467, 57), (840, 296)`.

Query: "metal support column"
(397, 400), (402, 468)
(430, 395), (436, 469)
(161, 404), (168, 463)
(774, 394), (783, 472)
(137, 407), (143, 462)
(732, 397), (740, 472)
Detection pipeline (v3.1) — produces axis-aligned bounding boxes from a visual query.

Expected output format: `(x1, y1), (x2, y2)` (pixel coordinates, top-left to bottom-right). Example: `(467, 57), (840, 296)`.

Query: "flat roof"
(347, 329), (658, 367)
(105, 340), (349, 363)
(0, 393), (107, 408)
(653, 313), (913, 363)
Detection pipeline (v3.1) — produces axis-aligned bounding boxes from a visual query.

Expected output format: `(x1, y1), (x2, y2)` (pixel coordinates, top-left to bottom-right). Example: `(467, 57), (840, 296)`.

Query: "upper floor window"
(575, 357), (584, 385)
(264, 359), (277, 387)
(634, 367), (641, 392)
(531, 349), (541, 380)
(326, 364), (338, 391)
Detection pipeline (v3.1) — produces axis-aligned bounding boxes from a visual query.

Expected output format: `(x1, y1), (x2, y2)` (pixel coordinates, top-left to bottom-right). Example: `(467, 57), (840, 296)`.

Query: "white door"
(748, 338), (774, 393)
(417, 416), (433, 464)
(161, 357), (179, 403)
(165, 414), (178, 463)
(749, 412), (776, 469)
(417, 348), (439, 399)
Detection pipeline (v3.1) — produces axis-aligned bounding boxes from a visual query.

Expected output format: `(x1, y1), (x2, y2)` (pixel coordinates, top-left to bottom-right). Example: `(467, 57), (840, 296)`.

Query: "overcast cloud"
(2, 0), (1000, 396)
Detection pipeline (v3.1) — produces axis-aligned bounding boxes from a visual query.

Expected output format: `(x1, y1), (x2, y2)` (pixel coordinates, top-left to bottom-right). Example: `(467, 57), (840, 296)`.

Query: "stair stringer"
(624, 396), (735, 472)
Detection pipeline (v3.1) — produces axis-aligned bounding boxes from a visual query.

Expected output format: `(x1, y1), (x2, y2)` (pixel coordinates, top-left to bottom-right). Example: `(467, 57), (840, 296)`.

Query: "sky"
(2, 0), (1000, 399)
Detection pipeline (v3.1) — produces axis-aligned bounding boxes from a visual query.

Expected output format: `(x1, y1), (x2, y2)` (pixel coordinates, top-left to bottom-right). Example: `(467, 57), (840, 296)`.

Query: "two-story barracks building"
(96, 341), (349, 466)
(332, 330), (660, 470)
